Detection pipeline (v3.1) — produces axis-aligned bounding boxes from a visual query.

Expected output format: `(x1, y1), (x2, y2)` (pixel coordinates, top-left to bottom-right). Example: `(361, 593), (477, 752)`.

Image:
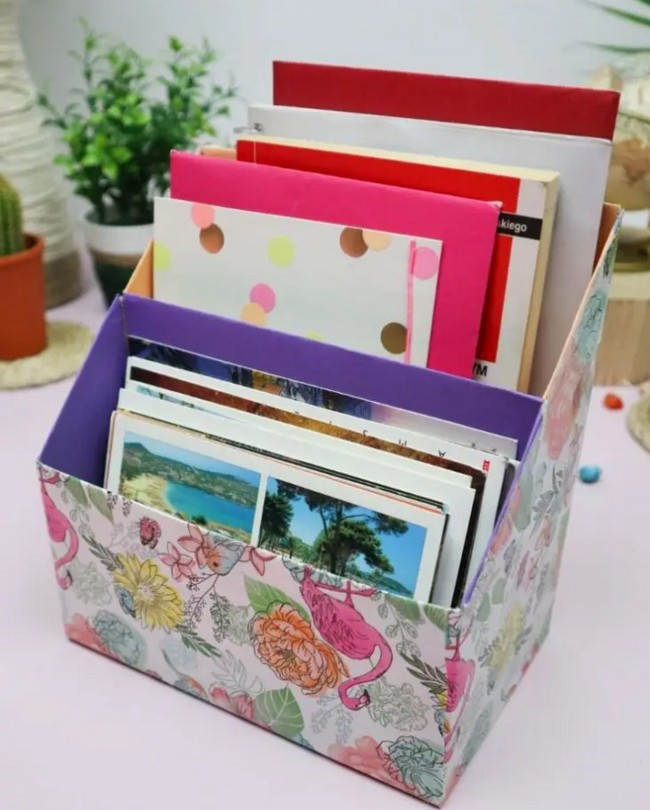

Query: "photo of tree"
(259, 478), (428, 598)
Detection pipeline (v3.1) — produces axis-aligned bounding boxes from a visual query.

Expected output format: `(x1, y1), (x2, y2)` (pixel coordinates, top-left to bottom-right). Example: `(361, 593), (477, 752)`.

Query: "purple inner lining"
(40, 298), (128, 484)
(39, 294), (542, 486)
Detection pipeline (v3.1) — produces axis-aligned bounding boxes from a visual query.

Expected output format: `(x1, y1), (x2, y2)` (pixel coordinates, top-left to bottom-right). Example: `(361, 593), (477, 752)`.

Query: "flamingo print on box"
(441, 620), (476, 763)
(300, 568), (393, 710)
(39, 468), (79, 589)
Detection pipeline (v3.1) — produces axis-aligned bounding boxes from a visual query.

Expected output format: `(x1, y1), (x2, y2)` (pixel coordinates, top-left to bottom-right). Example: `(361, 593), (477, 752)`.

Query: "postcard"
(121, 378), (489, 605)
(126, 337), (518, 457)
(259, 476), (443, 600)
(114, 391), (476, 608)
(107, 411), (447, 601)
(124, 356), (509, 584)
(116, 388), (473, 497)
(118, 429), (263, 544)
(127, 336), (373, 419)
(125, 360), (485, 486)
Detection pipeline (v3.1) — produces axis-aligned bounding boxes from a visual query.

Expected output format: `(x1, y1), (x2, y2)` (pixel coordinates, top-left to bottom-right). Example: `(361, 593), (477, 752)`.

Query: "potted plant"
(0, 175), (46, 360)
(0, 0), (82, 308)
(39, 21), (235, 306)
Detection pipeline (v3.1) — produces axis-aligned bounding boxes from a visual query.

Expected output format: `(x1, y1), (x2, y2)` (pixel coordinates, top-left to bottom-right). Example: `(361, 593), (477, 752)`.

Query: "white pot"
(82, 214), (153, 257)
(81, 212), (153, 305)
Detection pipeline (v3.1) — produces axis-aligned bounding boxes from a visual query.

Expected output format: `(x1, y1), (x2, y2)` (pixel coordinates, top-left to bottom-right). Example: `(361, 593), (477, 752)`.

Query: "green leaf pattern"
(244, 576), (310, 622)
(254, 688), (304, 739)
(87, 485), (114, 522)
(64, 476), (89, 507)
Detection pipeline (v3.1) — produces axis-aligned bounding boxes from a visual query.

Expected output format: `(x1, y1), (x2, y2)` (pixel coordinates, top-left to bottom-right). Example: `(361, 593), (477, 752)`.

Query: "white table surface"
(1, 265), (649, 809)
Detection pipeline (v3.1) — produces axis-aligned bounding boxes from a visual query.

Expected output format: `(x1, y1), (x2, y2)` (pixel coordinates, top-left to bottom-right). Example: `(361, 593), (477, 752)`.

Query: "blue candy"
(579, 465), (602, 484)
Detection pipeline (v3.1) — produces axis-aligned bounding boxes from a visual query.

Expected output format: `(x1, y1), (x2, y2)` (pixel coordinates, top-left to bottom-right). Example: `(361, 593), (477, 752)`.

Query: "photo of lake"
(165, 482), (255, 533)
(119, 432), (260, 542)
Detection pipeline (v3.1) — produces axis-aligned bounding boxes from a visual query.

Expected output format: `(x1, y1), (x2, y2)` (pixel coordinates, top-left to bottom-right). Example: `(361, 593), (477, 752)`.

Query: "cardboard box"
(37, 204), (621, 806)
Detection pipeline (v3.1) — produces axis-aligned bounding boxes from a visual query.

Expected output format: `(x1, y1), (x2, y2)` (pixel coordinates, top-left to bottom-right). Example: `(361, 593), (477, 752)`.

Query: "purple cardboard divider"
(123, 294), (542, 458)
(39, 299), (128, 485)
(38, 293), (542, 487)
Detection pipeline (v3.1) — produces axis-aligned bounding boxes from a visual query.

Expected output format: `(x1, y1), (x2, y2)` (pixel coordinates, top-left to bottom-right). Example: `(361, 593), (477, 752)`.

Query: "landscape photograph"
(129, 337), (372, 418)
(259, 478), (428, 597)
(119, 432), (260, 542)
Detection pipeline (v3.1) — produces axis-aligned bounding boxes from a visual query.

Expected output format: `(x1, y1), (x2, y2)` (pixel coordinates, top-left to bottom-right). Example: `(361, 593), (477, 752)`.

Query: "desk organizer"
(38, 204), (620, 806)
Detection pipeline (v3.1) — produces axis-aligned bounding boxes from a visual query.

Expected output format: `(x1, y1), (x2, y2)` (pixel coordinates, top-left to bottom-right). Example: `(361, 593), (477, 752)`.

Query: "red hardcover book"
(272, 61), (619, 141)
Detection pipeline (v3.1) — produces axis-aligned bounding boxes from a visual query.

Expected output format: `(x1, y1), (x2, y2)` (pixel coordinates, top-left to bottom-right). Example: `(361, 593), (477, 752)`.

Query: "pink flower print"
(240, 546), (275, 576)
(65, 614), (116, 660)
(446, 654), (475, 715)
(490, 508), (514, 557)
(509, 482), (522, 520)
(209, 687), (256, 722)
(160, 542), (195, 581)
(178, 524), (248, 575)
(521, 641), (541, 676)
(144, 670), (164, 681)
(488, 480), (526, 559)
(139, 517), (161, 549)
(563, 426), (584, 508)
(178, 523), (214, 569)
(545, 347), (584, 460)
(328, 736), (416, 792)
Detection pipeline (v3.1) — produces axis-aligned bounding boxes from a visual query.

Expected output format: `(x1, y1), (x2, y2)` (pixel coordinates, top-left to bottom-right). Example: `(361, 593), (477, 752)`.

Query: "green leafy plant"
(40, 20), (235, 226)
(587, 0), (650, 53)
(0, 175), (25, 257)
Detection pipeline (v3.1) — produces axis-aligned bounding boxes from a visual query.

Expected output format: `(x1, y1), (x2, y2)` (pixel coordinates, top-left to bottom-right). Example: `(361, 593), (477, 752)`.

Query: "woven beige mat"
(0, 321), (93, 390)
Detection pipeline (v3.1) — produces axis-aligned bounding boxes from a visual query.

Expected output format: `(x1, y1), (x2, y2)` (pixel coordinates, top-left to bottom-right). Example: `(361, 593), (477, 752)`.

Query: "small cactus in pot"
(0, 175), (46, 361)
(0, 175), (26, 257)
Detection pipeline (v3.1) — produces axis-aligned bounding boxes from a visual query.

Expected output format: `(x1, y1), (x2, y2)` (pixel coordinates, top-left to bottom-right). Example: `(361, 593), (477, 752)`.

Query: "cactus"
(0, 175), (25, 257)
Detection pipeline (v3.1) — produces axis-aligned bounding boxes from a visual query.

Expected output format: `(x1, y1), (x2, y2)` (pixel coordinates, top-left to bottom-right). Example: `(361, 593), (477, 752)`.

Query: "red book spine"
(272, 61), (619, 141)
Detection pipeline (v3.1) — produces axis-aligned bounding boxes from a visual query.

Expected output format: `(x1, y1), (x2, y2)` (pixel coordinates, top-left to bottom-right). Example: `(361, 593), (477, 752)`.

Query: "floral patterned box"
(37, 204), (620, 806)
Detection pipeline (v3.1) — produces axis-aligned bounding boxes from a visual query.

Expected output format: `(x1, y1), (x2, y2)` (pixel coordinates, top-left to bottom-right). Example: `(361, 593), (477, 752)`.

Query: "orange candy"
(603, 393), (624, 410)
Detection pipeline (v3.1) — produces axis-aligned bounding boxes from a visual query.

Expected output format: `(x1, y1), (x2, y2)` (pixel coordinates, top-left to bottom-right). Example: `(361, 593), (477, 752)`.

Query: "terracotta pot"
(82, 213), (152, 307)
(0, 233), (46, 361)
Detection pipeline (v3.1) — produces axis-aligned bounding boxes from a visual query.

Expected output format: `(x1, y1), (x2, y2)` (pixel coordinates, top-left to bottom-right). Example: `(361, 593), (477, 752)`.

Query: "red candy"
(603, 393), (624, 410)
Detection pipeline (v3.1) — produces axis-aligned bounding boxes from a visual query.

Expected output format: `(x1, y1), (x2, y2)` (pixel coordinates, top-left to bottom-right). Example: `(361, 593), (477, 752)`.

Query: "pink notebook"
(170, 151), (499, 378)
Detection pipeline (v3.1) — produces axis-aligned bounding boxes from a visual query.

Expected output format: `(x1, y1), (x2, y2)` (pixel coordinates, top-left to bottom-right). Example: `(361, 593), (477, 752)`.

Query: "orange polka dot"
(362, 230), (392, 251)
(241, 302), (267, 326)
